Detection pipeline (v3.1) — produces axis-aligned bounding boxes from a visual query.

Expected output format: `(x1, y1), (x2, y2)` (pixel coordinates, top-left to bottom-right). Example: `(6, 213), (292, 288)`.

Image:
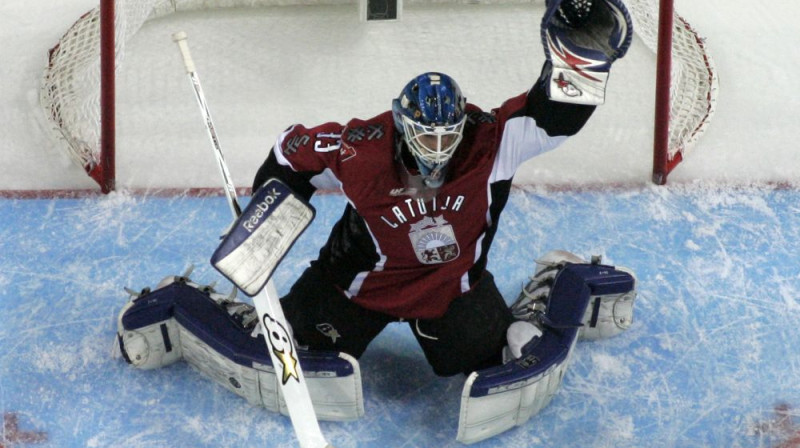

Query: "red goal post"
(39, 0), (717, 192)
(640, 0), (718, 185)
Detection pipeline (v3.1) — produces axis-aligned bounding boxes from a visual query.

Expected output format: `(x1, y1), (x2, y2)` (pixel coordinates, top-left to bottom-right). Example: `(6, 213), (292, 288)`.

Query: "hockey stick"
(172, 31), (241, 219)
(172, 31), (333, 448)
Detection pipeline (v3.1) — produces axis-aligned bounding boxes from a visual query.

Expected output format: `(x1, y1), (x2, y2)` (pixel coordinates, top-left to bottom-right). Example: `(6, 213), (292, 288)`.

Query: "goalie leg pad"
(116, 293), (183, 369)
(579, 264), (637, 340)
(459, 259), (637, 443)
(514, 250), (637, 340)
(457, 265), (593, 444)
(116, 277), (364, 421)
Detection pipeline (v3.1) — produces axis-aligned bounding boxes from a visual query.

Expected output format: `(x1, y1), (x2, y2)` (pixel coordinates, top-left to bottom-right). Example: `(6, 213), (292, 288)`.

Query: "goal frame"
(45, 0), (716, 191)
(650, 0), (717, 184)
(99, 0), (116, 193)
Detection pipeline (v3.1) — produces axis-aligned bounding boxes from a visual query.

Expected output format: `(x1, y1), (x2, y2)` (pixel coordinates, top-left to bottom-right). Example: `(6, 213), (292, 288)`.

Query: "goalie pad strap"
(117, 280), (363, 421)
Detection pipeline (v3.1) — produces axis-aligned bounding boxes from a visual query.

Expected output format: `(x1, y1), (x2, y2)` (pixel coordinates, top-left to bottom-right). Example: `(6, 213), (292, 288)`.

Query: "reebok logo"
(242, 187), (281, 233)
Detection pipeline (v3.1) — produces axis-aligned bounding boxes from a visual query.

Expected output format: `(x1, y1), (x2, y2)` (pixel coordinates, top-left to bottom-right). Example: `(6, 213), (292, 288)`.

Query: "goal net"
(625, 0), (718, 184)
(39, 0), (717, 191)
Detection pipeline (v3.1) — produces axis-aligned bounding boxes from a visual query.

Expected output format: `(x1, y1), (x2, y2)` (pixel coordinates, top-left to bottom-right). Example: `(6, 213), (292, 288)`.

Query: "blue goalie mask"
(392, 72), (467, 188)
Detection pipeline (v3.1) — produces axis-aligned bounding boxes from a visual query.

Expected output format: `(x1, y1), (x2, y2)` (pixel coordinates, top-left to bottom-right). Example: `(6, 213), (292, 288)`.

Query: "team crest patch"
(408, 215), (460, 264)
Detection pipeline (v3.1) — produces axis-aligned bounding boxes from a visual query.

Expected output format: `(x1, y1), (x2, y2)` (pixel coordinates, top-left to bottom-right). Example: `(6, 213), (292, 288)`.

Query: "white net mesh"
(40, 8), (102, 171)
(40, 0), (161, 172)
(624, 0), (718, 159)
(39, 0), (717, 184)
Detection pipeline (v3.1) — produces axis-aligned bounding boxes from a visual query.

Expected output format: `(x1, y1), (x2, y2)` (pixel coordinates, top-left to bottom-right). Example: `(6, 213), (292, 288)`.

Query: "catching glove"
(541, 0), (633, 105)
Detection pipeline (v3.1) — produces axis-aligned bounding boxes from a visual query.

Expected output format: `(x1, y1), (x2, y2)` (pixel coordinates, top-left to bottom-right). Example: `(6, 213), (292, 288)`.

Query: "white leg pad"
(579, 266), (637, 340)
(116, 278), (364, 421)
(459, 263), (595, 444)
(115, 299), (183, 369)
(178, 328), (364, 421)
(461, 260), (637, 443)
(516, 250), (638, 341)
(457, 339), (577, 444)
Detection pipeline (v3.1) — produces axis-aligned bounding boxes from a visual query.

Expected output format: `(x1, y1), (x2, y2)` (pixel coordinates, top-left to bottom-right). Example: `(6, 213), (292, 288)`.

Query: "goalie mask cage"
(39, 0), (717, 192)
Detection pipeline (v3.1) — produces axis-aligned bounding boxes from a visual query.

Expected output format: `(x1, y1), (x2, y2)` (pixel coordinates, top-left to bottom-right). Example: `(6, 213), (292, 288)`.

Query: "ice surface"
(2, 0), (800, 447)
(2, 185), (800, 447)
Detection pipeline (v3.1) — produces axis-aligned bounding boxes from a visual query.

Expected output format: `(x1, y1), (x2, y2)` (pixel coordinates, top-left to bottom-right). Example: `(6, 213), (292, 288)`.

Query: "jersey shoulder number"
(314, 132), (343, 153)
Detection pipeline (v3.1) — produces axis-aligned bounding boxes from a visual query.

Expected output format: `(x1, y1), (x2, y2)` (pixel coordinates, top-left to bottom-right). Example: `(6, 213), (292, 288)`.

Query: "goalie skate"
(116, 274), (363, 422)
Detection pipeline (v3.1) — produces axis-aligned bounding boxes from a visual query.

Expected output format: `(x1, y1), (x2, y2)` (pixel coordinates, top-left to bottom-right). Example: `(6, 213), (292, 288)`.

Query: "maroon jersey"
(254, 83), (594, 319)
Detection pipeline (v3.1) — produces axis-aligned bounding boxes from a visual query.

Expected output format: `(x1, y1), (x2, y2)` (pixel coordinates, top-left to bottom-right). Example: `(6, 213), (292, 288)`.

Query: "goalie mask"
(392, 72), (467, 189)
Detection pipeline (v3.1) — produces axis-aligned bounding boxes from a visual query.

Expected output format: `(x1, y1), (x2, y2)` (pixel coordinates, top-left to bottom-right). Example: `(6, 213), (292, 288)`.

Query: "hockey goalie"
(116, 0), (636, 444)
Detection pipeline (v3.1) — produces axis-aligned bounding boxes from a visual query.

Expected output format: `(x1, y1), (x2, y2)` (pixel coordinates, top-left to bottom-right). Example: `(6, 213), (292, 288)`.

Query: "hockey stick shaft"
(172, 31), (332, 448)
(172, 31), (242, 218)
